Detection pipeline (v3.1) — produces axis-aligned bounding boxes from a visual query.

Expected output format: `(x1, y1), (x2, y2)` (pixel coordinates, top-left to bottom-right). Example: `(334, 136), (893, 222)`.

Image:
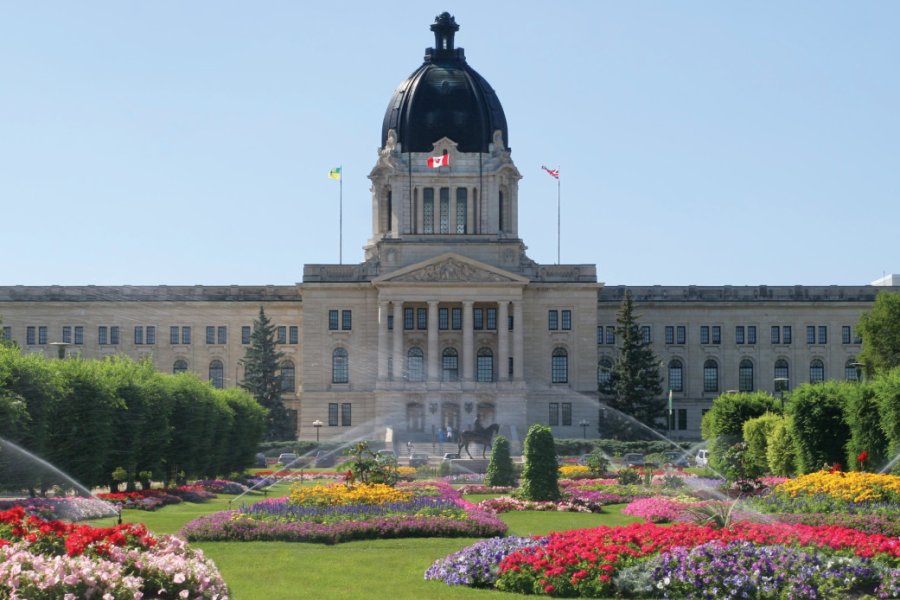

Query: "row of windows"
(548, 310), (572, 331)
(327, 402), (352, 426)
(597, 357), (862, 394)
(421, 187), (469, 234)
(10, 324), (299, 346)
(177, 359), (296, 392)
(548, 402), (573, 426)
(328, 310), (352, 331)
(395, 307), (509, 331)
(599, 324), (860, 346)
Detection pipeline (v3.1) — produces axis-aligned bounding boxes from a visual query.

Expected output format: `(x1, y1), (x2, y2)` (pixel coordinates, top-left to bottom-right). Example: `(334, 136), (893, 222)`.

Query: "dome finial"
(430, 12), (459, 53)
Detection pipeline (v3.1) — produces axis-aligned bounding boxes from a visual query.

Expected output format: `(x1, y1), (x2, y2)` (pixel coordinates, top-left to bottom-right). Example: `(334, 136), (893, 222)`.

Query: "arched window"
(810, 359), (825, 383)
(668, 359), (683, 392)
(739, 359), (754, 392)
(845, 358), (860, 381)
(332, 348), (348, 384)
(774, 359), (790, 389)
(281, 360), (295, 392)
(209, 360), (224, 389)
(551, 347), (568, 384)
(173, 359), (188, 374)
(407, 347), (424, 381)
(406, 403), (424, 431)
(703, 359), (719, 393)
(442, 347), (459, 381)
(476, 347), (494, 382)
(598, 357), (613, 387)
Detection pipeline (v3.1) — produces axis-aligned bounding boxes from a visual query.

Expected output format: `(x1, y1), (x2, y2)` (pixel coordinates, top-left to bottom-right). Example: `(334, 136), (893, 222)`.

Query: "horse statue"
(457, 423), (500, 459)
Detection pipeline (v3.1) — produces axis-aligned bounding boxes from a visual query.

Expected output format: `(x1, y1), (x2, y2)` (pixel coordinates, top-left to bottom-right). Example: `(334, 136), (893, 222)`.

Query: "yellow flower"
(289, 482), (412, 506)
(559, 465), (592, 478)
(775, 471), (900, 503)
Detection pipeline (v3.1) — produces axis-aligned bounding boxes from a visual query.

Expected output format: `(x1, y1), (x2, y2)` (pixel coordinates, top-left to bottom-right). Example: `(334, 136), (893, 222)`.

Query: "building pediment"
(374, 253), (528, 285)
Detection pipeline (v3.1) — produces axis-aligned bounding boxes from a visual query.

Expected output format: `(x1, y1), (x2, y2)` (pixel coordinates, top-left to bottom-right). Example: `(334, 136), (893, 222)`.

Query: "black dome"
(381, 13), (508, 153)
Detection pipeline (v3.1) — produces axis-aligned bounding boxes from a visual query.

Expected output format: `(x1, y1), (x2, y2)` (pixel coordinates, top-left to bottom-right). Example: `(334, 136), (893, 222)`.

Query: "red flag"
(541, 165), (559, 179)
(427, 154), (449, 168)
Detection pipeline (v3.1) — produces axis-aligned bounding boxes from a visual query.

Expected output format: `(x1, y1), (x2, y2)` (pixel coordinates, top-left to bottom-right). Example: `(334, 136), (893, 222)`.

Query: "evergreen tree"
(598, 290), (664, 439)
(484, 435), (516, 487)
(240, 307), (294, 441)
(520, 425), (560, 501)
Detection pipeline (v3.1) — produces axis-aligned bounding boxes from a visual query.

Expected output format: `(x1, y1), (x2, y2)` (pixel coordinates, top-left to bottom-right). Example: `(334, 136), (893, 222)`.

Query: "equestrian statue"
(457, 416), (500, 459)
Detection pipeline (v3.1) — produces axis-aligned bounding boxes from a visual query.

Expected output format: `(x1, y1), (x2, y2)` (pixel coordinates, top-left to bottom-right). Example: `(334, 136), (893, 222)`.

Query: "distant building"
(1, 14), (896, 446)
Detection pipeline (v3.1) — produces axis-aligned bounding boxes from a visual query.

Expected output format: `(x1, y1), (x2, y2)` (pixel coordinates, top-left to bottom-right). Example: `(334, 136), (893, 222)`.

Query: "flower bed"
(0, 506), (229, 598)
(0, 497), (118, 522)
(181, 480), (506, 544)
(766, 471), (900, 514)
(97, 485), (216, 511)
(476, 496), (603, 514)
(193, 479), (249, 495)
(427, 521), (900, 598)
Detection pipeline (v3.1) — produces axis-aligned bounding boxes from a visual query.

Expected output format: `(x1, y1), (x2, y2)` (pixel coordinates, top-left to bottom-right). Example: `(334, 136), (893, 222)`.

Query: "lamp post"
(774, 377), (789, 412)
(312, 419), (323, 444)
(579, 419), (589, 440)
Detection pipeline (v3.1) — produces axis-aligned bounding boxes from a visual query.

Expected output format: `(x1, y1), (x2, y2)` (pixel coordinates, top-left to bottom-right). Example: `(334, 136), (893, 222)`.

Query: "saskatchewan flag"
(328, 167), (342, 180)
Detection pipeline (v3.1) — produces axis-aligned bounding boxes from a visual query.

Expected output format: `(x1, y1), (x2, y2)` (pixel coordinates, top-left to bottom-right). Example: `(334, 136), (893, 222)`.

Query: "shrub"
(701, 391), (779, 473)
(616, 468), (641, 485)
(742, 412), (780, 475)
(874, 368), (900, 471)
(485, 436), (516, 487)
(519, 425), (559, 501)
(843, 380), (889, 471)
(766, 416), (796, 477)
(790, 382), (851, 474)
(582, 452), (609, 477)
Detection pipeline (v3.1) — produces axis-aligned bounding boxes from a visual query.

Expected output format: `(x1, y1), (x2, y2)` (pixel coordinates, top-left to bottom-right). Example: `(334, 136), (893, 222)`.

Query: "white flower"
(173, 572), (186, 584)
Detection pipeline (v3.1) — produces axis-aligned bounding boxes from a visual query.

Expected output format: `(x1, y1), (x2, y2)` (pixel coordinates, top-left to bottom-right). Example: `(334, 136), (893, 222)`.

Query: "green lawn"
(90, 487), (641, 600)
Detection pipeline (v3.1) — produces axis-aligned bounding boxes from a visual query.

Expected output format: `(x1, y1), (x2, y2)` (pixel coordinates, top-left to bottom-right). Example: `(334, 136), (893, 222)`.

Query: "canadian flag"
(427, 154), (449, 168)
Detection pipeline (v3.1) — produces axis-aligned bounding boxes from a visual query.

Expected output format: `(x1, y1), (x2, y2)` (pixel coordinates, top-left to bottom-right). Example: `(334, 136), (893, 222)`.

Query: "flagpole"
(339, 165), (343, 265)
(556, 166), (561, 265)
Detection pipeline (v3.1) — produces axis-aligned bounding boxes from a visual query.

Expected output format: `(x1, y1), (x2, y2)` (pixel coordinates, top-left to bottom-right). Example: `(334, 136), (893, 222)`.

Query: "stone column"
(513, 300), (524, 381)
(497, 300), (509, 381)
(392, 301), (403, 381)
(427, 300), (440, 381)
(462, 300), (474, 381)
(377, 301), (389, 380)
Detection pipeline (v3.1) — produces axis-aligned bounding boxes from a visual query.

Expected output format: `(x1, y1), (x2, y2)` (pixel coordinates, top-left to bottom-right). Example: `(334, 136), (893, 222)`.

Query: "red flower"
(857, 451), (868, 465)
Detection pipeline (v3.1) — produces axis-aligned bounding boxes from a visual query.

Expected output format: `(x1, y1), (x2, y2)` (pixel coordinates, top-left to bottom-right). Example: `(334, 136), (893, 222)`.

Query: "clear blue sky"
(1, 2), (897, 286)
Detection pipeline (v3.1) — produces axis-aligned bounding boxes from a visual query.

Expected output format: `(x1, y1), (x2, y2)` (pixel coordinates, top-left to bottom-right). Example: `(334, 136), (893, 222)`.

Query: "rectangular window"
(134, 326), (144, 345)
(110, 326), (119, 345)
(289, 326), (298, 344)
(807, 325), (816, 344)
(548, 402), (559, 426)
(2, 326), (10, 342)
(341, 403), (352, 427)
(62, 326), (72, 344)
(456, 188), (467, 233)
(206, 326), (215, 344)
(677, 408), (688, 430)
(783, 326), (792, 344)
(736, 326), (745, 344)
(38, 326), (47, 345)
(701, 326), (710, 345)
(27, 326), (36, 345)
(242, 326), (251, 344)
(606, 326), (616, 345)
(98, 326), (107, 345)
(404, 308), (414, 330)
(508, 356), (514, 377)
(508, 314), (514, 330)
(451, 307), (462, 330)
(342, 310), (352, 331)
(387, 315), (394, 331)
(473, 308), (484, 330)
(416, 308), (427, 330)
(669, 364), (683, 392)
(171, 326), (180, 345)
(818, 325), (827, 344)
(422, 188), (434, 234)
(842, 325), (851, 344)
(439, 308), (449, 330)
(641, 325), (651, 344)
(665, 326), (674, 345)
(676, 325), (686, 345)
(146, 326), (155, 345)
(748, 325), (756, 344)
(548, 310), (558, 330)
(712, 326), (721, 344)
(182, 326), (192, 345)
(561, 309), (572, 331)
(328, 310), (339, 331)
(74, 326), (83, 345)
(439, 187), (450, 234)
(771, 325), (780, 344)
(486, 307), (497, 330)
(328, 403), (339, 426)
(217, 326), (226, 345)
(598, 325), (604, 344)
(277, 326), (286, 344)
(562, 402), (572, 426)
